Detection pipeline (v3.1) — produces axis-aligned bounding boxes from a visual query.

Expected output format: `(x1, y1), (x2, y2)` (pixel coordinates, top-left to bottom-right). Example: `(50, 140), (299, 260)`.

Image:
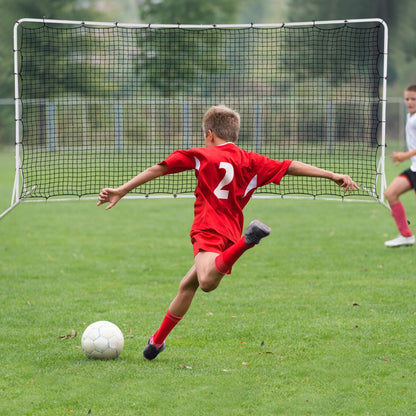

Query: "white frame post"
(0, 22), (25, 219)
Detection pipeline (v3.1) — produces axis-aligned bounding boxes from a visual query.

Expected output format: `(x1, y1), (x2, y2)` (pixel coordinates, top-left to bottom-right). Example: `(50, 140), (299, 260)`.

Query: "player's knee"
(384, 188), (397, 204)
(198, 276), (219, 292)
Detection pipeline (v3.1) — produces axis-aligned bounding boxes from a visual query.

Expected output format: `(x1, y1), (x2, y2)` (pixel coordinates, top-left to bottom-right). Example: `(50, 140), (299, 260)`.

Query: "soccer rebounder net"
(2, 18), (388, 218)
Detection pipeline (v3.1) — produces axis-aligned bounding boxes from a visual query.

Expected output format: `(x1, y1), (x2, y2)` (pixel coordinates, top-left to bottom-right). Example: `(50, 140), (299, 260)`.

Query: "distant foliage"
(285, 0), (416, 84)
(139, 0), (241, 24)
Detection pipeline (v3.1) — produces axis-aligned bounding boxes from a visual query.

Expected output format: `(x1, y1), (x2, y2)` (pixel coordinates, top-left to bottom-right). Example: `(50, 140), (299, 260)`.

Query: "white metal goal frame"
(0, 17), (389, 219)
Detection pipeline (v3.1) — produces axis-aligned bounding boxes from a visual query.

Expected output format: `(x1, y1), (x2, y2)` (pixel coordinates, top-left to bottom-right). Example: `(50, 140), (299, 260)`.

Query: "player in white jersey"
(384, 85), (416, 247)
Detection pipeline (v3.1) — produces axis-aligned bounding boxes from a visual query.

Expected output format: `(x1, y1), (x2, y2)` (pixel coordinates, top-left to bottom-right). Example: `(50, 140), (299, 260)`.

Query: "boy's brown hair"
(406, 85), (416, 93)
(203, 105), (240, 142)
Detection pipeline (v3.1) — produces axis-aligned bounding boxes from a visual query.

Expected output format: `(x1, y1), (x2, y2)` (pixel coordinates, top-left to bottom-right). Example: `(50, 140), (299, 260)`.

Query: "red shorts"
(191, 230), (235, 257)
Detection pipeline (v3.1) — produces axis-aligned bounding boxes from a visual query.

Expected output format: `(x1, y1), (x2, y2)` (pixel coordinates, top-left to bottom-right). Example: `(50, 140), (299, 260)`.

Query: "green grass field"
(1, 147), (416, 415)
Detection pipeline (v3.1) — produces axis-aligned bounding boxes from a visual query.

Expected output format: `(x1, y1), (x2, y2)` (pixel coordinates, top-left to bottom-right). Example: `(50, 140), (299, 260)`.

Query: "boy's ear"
(207, 129), (215, 142)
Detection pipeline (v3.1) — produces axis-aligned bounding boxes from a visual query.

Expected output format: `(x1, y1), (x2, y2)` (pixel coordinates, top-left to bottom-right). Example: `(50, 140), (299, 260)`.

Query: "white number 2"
(214, 162), (234, 199)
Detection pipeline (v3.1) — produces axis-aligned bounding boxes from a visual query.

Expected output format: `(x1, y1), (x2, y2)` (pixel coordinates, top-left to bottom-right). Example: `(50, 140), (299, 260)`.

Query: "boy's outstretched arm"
(287, 161), (360, 194)
(97, 164), (168, 210)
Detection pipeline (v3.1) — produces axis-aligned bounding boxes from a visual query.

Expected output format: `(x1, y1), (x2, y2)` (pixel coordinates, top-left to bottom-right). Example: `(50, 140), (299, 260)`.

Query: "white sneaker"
(384, 234), (415, 248)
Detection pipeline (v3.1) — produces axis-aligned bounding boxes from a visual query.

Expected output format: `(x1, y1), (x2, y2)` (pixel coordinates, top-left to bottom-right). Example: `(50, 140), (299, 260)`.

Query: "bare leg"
(144, 265), (199, 359)
(168, 265), (200, 317)
(385, 175), (412, 205)
(193, 220), (271, 292)
(144, 221), (271, 358)
(384, 175), (414, 246)
(194, 251), (224, 292)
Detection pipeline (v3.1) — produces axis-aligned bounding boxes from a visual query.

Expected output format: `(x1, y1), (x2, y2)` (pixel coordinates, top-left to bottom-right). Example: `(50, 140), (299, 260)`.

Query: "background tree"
(1, 0), (415, 145)
(0, 0), (116, 143)
(137, 0), (242, 97)
(135, 28), (226, 97)
(139, 0), (241, 24)
(285, 0), (416, 92)
(0, 0), (113, 97)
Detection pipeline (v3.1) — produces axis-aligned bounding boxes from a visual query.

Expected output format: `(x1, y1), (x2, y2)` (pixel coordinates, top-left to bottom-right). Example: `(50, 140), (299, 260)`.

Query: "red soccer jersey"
(160, 142), (292, 243)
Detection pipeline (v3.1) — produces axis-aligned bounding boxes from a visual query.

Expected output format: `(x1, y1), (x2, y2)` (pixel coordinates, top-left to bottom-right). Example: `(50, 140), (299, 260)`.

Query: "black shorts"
(400, 169), (416, 192)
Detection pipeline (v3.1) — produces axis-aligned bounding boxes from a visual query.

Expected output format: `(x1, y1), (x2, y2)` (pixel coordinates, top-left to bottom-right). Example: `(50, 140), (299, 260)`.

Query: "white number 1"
(214, 162), (234, 199)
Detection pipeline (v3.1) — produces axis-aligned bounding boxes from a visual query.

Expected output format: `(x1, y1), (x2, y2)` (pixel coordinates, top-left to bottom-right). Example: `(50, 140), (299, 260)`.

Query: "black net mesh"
(16, 21), (385, 199)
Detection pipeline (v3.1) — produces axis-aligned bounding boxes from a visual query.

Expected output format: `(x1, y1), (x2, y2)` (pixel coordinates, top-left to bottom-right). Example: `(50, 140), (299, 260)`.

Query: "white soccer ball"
(81, 321), (124, 360)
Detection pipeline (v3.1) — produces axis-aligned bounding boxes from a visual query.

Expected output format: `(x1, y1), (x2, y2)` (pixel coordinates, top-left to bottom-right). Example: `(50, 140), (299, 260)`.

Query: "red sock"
(215, 237), (254, 275)
(151, 309), (183, 347)
(391, 202), (412, 237)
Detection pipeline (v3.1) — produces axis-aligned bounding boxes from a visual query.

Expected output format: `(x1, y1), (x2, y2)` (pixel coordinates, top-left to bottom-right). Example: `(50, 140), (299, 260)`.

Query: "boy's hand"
(332, 174), (360, 193)
(390, 152), (409, 165)
(97, 188), (125, 210)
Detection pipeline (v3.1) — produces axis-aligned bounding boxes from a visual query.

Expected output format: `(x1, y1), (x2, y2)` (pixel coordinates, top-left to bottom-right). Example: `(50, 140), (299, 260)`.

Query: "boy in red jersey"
(97, 105), (359, 360)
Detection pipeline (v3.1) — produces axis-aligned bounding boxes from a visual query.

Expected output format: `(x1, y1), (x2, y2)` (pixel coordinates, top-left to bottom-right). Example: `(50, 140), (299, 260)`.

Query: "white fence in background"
(0, 98), (408, 148)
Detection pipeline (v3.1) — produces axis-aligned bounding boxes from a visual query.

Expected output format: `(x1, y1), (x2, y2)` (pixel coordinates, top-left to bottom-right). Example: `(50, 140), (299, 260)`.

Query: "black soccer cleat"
(244, 219), (271, 245)
(143, 338), (166, 361)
